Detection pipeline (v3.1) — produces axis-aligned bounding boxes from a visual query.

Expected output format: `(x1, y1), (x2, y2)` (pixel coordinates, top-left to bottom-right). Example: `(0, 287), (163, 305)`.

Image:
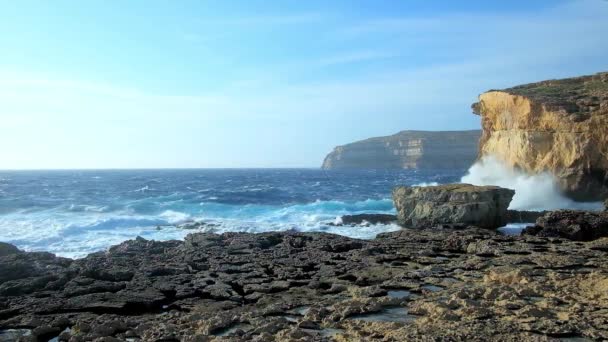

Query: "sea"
(0, 169), (470, 258)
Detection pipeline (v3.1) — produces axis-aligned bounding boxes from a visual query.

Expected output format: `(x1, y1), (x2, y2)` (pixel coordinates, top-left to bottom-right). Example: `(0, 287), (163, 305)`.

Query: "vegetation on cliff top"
(495, 72), (608, 114)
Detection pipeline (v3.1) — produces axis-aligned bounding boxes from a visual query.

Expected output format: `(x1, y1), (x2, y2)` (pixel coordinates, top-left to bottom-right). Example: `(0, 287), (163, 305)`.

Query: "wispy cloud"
(1, 0), (607, 168)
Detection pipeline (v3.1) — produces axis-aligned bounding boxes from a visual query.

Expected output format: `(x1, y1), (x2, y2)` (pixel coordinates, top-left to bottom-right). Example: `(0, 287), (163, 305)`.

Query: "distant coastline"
(322, 130), (481, 170)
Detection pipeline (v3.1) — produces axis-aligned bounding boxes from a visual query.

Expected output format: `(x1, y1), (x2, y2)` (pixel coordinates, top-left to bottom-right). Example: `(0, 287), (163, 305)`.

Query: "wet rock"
(506, 210), (549, 223)
(333, 214), (397, 226)
(523, 210), (608, 241)
(393, 183), (514, 229)
(177, 221), (220, 230)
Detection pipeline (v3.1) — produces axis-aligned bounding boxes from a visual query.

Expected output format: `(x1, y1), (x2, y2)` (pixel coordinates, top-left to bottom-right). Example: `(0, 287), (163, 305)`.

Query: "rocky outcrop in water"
(523, 210), (608, 241)
(2, 229), (608, 341)
(393, 184), (514, 229)
(321, 130), (481, 170)
(472, 72), (608, 201)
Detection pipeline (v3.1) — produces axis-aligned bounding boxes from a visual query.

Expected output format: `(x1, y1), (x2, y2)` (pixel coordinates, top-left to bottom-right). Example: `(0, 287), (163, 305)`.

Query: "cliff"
(472, 72), (608, 201)
(321, 130), (481, 170)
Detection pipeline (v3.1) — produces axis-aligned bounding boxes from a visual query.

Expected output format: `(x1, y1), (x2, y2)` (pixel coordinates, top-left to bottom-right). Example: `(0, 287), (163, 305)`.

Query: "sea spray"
(0, 169), (464, 257)
(461, 156), (601, 211)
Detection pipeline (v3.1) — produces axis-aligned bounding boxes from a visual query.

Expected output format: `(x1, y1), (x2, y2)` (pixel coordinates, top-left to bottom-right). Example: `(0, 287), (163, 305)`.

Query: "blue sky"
(1, 0), (607, 169)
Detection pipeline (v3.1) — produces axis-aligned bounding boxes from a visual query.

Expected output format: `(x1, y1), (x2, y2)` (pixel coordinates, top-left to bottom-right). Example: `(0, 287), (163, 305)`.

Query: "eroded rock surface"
(393, 183), (514, 229)
(472, 71), (608, 201)
(2, 228), (608, 341)
(523, 210), (608, 241)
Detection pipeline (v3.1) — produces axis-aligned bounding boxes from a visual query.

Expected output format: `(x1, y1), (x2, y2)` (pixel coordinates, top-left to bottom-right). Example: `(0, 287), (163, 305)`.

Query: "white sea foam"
(0, 198), (398, 258)
(159, 210), (191, 224)
(462, 156), (602, 211)
(413, 182), (439, 187)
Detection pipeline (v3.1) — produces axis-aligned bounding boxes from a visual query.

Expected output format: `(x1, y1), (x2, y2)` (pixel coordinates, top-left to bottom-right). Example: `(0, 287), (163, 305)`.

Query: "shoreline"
(2, 226), (608, 341)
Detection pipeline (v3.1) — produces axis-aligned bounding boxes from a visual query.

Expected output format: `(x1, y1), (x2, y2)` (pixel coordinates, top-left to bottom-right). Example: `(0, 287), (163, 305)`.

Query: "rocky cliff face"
(473, 72), (608, 201)
(322, 130), (481, 170)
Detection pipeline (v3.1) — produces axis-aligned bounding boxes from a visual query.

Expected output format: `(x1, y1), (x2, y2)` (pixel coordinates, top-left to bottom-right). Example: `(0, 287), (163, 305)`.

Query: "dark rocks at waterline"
(523, 209), (608, 241)
(0, 242), (20, 257)
(393, 183), (515, 229)
(331, 214), (397, 226)
(3, 228), (608, 340)
(505, 210), (549, 223)
(176, 221), (220, 230)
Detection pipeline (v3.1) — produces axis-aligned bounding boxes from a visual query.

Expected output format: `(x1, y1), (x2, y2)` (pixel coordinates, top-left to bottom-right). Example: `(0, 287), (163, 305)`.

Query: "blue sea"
(0, 169), (464, 258)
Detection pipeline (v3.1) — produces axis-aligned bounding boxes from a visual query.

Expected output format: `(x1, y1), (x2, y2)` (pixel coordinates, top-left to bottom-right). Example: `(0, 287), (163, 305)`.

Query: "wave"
(0, 198), (398, 259)
(68, 204), (110, 213)
(462, 156), (602, 211)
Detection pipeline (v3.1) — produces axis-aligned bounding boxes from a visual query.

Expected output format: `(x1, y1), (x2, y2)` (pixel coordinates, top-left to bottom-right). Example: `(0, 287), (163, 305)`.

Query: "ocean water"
(0, 169), (463, 258)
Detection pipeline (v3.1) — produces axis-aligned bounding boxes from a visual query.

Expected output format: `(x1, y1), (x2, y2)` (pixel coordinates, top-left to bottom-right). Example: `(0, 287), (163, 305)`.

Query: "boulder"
(392, 183), (514, 229)
(522, 210), (608, 241)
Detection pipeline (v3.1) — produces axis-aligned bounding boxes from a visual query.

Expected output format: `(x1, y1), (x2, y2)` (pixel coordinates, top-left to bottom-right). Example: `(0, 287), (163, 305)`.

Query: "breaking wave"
(461, 156), (602, 211)
(0, 198), (398, 258)
(0, 168), (465, 258)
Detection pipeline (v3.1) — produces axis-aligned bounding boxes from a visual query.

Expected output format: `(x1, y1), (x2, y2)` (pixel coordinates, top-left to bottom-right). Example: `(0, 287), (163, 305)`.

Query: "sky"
(0, 0), (607, 169)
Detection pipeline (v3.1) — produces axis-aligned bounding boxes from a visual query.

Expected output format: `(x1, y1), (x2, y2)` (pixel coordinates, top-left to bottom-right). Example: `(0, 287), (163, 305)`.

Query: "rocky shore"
(2, 225), (608, 341)
(2, 183), (608, 341)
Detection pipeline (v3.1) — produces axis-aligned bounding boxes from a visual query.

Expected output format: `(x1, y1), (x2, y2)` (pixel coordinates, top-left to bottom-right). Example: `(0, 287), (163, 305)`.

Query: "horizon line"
(0, 167), (325, 171)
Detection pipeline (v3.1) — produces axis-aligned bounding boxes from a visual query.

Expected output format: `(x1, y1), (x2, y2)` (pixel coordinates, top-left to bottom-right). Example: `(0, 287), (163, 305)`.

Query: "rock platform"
(2, 228), (608, 341)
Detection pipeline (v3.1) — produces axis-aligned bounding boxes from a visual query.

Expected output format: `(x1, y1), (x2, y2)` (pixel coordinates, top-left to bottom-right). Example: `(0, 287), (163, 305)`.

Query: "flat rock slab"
(393, 183), (515, 229)
(2, 228), (608, 341)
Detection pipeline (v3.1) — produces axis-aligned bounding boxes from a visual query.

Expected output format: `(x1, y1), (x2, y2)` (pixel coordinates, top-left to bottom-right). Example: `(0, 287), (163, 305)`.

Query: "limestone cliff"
(472, 72), (608, 201)
(321, 130), (481, 170)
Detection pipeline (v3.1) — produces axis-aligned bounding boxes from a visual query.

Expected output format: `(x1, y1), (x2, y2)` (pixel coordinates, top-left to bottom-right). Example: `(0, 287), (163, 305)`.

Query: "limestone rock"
(472, 71), (608, 201)
(392, 183), (514, 229)
(3, 228), (608, 340)
(522, 209), (608, 241)
(321, 130), (481, 170)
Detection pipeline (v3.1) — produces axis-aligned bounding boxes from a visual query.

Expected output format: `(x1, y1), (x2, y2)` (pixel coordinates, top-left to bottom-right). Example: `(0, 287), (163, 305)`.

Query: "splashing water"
(461, 156), (602, 211)
(0, 168), (464, 258)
